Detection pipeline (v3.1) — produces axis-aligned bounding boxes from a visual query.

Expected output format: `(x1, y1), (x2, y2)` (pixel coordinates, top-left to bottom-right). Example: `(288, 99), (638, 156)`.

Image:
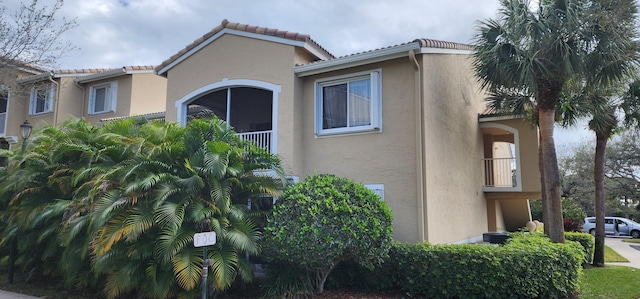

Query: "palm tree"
(0, 118), (108, 286)
(559, 0), (640, 266)
(473, 0), (639, 242)
(87, 117), (286, 298)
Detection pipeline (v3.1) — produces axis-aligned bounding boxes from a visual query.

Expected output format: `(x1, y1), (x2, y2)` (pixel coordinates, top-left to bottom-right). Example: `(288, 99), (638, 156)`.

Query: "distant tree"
(0, 0), (76, 85)
(560, 136), (639, 218)
(264, 174), (393, 294)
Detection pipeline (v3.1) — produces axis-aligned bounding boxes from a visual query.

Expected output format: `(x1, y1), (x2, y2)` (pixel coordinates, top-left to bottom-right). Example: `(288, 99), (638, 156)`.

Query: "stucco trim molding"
(174, 78), (282, 154)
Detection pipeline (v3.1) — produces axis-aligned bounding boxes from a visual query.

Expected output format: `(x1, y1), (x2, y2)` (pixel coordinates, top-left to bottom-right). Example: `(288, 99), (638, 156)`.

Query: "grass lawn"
(621, 238), (640, 244)
(604, 245), (629, 262)
(580, 266), (640, 299)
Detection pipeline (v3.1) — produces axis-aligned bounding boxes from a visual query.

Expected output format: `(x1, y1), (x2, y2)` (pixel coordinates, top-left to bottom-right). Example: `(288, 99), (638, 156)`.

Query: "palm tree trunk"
(538, 131), (550, 235)
(538, 108), (565, 243)
(592, 130), (609, 267)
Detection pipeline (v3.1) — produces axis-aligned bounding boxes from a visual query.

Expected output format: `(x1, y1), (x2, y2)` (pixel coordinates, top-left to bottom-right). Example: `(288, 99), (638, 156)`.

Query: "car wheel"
(590, 229), (596, 237)
(632, 230), (640, 239)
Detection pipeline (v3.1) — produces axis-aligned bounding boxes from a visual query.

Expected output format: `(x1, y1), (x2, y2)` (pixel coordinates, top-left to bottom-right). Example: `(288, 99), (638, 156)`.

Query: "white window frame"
(89, 81), (117, 115)
(29, 84), (55, 115)
(314, 69), (382, 136)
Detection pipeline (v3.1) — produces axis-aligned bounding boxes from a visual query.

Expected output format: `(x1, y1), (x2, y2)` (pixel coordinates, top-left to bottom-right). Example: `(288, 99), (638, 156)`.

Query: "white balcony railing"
(238, 130), (272, 153)
(0, 112), (5, 135)
(483, 157), (517, 188)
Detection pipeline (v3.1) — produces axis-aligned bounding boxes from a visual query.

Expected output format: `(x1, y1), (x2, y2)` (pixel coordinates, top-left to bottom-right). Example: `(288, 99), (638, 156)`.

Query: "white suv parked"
(582, 216), (640, 238)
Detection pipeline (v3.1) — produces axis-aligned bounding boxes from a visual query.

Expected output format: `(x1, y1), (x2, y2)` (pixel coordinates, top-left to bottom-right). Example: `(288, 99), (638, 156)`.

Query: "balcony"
(238, 130), (273, 153)
(483, 157), (517, 188)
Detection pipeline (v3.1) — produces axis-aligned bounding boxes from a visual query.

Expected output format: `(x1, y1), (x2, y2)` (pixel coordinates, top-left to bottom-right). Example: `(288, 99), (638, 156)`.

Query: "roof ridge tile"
(155, 19), (334, 74)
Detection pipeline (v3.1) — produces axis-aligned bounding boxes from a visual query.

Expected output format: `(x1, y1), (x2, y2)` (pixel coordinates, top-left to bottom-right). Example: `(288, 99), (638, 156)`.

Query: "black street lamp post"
(20, 120), (32, 154)
(7, 120), (33, 283)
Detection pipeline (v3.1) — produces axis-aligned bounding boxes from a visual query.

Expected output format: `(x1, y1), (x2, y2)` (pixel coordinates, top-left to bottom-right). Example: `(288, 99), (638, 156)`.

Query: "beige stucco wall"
(298, 58), (419, 243)
(129, 73), (167, 116)
(163, 34), (301, 172)
(420, 54), (489, 244)
(500, 119), (540, 193)
(55, 77), (84, 124)
(82, 76), (132, 124)
(5, 85), (30, 140)
(13, 80), (56, 133)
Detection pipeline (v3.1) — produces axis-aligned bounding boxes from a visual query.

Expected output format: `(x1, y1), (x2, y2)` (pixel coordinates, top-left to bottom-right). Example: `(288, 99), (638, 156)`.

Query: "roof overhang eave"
(16, 72), (54, 84)
(478, 114), (525, 122)
(294, 42), (421, 77)
(76, 68), (152, 84)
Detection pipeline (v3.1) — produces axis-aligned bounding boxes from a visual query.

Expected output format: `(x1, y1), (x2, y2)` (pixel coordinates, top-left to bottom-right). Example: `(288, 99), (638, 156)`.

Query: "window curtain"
(323, 84), (347, 129)
(348, 79), (371, 127)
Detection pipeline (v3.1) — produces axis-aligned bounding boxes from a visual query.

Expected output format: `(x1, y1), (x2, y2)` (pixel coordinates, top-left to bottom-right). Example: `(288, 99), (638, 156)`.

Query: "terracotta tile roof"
(413, 38), (474, 51)
(52, 68), (115, 75)
(155, 19), (334, 74)
(328, 38), (472, 61)
(294, 38), (473, 70)
(123, 65), (156, 71)
(99, 111), (166, 123)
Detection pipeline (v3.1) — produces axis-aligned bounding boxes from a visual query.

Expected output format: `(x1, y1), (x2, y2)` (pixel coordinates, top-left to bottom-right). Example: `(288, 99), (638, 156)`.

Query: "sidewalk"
(604, 236), (640, 268)
(0, 290), (40, 299)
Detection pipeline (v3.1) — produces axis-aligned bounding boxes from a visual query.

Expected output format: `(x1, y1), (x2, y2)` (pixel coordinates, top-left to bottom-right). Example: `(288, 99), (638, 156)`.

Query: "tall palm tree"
(473, 0), (639, 242)
(559, 0), (640, 266)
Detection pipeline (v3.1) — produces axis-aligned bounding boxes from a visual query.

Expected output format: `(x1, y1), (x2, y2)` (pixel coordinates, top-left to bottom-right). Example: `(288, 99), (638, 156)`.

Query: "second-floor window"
(29, 84), (55, 115)
(89, 82), (117, 114)
(315, 70), (382, 136)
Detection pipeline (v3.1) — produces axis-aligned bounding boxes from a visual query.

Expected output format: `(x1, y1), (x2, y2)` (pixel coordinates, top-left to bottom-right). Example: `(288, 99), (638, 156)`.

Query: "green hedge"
(327, 234), (584, 298)
(565, 232), (594, 265)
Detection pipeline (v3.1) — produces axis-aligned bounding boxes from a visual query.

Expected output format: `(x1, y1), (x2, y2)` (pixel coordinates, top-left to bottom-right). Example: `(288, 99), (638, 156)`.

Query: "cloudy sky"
(6, 0), (594, 148)
(15, 0), (503, 69)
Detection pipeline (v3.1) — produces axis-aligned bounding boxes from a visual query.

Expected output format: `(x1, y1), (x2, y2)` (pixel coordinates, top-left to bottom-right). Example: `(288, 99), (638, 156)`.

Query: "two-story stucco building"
(154, 20), (541, 244)
(0, 19), (541, 244)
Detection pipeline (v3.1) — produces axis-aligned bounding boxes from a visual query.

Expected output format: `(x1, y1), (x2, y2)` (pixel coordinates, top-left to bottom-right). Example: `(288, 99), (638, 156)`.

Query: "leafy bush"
(328, 234), (583, 298)
(264, 174), (394, 294)
(564, 218), (582, 232)
(261, 260), (313, 299)
(565, 231), (594, 265)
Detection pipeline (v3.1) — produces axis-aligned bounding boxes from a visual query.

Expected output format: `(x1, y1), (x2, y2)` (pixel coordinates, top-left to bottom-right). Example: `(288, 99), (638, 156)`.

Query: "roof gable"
(155, 19), (334, 76)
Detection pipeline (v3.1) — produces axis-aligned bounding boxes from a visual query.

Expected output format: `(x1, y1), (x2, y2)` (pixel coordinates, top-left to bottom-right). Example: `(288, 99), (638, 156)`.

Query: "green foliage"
(565, 232), (594, 265)
(329, 235), (583, 299)
(260, 260), (313, 299)
(560, 133), (640, 219)
(530, 198), (587, 223)
(264, 174), (393, 293)
(0, 117), (286, 298)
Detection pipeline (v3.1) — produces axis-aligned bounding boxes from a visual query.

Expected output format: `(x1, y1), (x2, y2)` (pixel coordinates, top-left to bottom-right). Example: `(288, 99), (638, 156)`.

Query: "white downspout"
(408, 50), (426, 242)
(48, 75), (60, 126)
(74, 79), (86, 119)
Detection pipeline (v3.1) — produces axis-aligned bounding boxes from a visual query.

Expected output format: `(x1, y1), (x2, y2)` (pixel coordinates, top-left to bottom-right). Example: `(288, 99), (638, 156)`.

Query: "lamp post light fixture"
(8, 120), (33, 284)
(20, 120), (32, 154)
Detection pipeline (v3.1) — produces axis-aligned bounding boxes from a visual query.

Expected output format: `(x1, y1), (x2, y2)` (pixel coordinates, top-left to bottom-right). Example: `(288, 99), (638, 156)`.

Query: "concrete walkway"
(0, 290), (40, 299)
(605, 236), (640, 268)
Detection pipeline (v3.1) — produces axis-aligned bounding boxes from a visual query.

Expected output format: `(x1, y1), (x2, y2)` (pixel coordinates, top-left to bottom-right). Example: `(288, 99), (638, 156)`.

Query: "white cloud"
(43, 0), (501, 68)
